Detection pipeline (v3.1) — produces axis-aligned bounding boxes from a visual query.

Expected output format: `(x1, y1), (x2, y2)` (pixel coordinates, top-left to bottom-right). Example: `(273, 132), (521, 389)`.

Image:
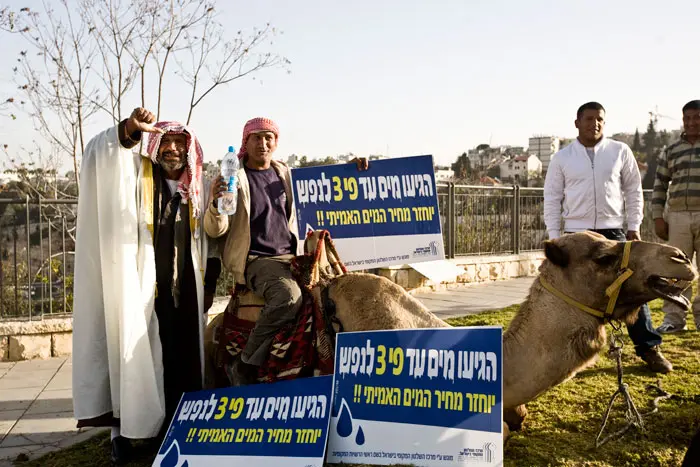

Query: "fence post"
(25, 195), (32, 320)
(448, 183), (456, 259)
(48, 209), (52, 316)
(445, 183), (450, 258)
(62, 215), (67, 314)
(0, 233), (3, 317)
(39, 198), (44, 316)
(13, 229), (18, 316)
(512, 185), (521, 254)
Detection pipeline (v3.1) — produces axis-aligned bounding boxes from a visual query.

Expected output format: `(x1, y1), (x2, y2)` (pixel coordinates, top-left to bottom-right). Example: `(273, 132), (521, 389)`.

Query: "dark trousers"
(569, 229), (663, 356)
(242, 257), (303, 366)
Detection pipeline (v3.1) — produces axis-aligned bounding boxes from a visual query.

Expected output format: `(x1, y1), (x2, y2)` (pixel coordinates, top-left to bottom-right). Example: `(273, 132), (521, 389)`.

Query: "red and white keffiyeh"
(145, 121), (204, 218)
(237, 117), (279, 160)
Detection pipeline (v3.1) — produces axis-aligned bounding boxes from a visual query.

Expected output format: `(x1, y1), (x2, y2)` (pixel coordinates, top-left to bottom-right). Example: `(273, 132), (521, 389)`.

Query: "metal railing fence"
(0, 187), (660, 318)
(0, 197), (77, 319)
(438, 183), (659, 258)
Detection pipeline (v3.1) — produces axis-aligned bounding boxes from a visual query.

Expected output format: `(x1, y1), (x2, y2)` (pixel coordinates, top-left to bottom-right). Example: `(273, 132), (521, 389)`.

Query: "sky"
(1, 0), (698, 171)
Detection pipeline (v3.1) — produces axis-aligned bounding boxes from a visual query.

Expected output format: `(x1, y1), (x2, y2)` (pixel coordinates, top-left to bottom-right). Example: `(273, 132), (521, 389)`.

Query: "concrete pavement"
(0, 277), (535, 465)
(412, 277), (534, 319)
(0, 357), (103, 466)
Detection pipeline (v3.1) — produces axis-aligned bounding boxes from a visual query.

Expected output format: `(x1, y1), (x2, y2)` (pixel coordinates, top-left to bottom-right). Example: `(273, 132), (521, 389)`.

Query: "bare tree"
(0, 0), (288, 194)
(177, 16), (289, 124)
(3, 1), (111, 189)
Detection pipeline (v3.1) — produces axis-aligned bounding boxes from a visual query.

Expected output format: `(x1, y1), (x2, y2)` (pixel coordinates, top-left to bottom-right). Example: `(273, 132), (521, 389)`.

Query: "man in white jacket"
(543, 101), (671, 374)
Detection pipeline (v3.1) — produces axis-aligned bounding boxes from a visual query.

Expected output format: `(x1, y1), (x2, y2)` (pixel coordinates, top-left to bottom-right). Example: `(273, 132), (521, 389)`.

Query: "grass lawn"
(21, 299), (700, 466)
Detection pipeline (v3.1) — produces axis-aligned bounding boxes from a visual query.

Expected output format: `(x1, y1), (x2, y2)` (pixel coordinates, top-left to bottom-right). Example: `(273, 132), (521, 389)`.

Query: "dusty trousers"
(241, 256), (302, 366)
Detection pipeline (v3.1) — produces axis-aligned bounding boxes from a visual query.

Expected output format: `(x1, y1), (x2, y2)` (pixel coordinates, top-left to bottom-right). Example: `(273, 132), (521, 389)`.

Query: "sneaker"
(640, 346), (673, 374)
(656, 323), (688, 334)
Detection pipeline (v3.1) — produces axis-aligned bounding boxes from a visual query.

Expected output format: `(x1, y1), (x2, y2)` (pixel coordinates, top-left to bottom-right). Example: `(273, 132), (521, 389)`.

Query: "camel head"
(540, 231), (698, 323)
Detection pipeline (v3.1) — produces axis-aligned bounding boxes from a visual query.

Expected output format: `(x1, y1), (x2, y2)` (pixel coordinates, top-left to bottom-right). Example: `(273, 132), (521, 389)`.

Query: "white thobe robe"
(71, 125), (210, 439)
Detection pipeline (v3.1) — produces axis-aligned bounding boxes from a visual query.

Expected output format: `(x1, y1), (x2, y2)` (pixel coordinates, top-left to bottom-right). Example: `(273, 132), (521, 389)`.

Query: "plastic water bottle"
(218, 146), (239, 215)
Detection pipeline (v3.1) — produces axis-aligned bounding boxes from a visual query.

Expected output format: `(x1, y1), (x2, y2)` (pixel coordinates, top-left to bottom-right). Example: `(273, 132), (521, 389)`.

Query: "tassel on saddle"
(294, 229), (347, 335)
(291, 229), (347, 290)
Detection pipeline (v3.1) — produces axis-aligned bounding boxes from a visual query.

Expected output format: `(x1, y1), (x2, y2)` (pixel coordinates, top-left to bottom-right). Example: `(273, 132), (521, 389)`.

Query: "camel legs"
(503, 404), (527, 445)
(504, 404), (528, 432)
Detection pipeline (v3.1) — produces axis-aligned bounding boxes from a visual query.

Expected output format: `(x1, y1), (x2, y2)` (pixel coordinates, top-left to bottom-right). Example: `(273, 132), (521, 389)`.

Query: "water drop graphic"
(182, 462), (189, 467)
(160, 441), (179, 467)
(355, 426), (365, 445)
(336, 401), (353, 438)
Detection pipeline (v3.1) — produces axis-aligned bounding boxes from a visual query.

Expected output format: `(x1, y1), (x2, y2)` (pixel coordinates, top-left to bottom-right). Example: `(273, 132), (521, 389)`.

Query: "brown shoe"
(640, 346), (673, 374)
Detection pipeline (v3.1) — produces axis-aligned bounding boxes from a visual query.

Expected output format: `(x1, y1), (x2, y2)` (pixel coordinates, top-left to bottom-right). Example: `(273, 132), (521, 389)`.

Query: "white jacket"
(543, 137), (643, 239)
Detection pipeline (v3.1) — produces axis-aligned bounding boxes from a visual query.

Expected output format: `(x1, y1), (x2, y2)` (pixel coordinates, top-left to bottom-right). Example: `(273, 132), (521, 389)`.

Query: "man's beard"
(160, 159), (185, 172)
(159, 152), (186, 172)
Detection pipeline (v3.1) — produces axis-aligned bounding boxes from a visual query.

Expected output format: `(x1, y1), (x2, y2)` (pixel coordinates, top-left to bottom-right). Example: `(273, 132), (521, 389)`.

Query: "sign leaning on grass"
(290, 155), (444, 270)
(152, 375), (334, 467)
(327, 327), (503, 467)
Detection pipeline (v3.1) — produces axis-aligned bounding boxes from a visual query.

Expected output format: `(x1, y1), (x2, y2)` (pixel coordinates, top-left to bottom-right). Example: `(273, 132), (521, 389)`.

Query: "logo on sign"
(412, 241), (438, 258)
(456, 442), (495, 463)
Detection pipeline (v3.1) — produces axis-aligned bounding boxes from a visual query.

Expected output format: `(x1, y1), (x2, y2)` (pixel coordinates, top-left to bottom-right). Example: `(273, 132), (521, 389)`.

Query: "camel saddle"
(213, 230), (347, 385)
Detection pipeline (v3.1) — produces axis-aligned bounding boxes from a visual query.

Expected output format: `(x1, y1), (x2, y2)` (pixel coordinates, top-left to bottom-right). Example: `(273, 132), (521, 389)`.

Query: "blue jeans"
(572, 229), (663, 356)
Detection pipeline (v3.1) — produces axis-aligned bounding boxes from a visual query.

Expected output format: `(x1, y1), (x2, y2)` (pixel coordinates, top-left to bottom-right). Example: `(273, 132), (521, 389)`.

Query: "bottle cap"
(228, 146), (235, 152)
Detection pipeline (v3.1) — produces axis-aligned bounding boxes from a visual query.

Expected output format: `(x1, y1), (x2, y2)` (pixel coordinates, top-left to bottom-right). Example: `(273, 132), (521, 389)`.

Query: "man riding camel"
(72, 108), (220, 465)
(204, 117), (368, 385)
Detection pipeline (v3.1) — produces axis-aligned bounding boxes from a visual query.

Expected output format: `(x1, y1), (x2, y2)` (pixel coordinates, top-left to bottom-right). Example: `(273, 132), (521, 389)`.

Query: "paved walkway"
(412, 277), (534, 319)
(0, 277), (535, 465)
(0, 357), (103, 466)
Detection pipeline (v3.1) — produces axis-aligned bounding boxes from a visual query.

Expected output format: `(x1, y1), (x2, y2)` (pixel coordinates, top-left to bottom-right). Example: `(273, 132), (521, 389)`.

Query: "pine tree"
(641, 118), (660, 189)
(643, 119), (659, 160)
(632, 128), (642, 153)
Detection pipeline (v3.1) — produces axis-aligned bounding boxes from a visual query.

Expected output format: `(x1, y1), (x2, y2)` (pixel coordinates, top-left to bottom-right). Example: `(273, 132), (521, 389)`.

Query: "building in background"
(434, 167), (454, 183)
(336, 153), (356, 163)
(499, 154), (542, 186)
(286, 154), (301, 167)
(466, 145), (523, 172)
(528, 136), (560, 173)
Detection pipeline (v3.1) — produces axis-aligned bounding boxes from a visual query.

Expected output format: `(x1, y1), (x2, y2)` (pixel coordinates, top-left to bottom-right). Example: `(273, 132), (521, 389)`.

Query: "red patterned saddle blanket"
(213, 230), (345, 384)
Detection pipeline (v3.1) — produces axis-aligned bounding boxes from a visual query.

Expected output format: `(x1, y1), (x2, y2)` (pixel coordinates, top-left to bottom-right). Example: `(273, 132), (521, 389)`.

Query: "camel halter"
(538, 241), (634, 321)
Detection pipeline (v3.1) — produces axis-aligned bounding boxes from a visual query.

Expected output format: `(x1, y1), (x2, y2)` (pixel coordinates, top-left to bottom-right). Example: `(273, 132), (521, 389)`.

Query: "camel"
(204, 231), (697, 438)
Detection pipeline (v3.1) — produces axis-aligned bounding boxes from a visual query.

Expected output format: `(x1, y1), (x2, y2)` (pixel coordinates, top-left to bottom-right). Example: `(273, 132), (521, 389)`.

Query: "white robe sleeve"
(72, 125), (165, 439)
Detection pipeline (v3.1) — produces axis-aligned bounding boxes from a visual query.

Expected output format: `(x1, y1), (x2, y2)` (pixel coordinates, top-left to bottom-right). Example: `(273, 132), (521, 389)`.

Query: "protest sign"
(152, 375), (333, 467)
(291, 155), (444, 270)
(327, 328), (503, 466)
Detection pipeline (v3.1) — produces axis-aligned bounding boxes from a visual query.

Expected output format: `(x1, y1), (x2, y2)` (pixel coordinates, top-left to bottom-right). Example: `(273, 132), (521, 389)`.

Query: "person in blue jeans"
(543, 101), (671, 373)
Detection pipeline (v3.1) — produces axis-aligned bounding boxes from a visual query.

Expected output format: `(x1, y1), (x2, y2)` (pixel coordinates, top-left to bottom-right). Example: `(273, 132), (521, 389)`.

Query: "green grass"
(19, 300), (700, 466)
(450, 302), (700, 467)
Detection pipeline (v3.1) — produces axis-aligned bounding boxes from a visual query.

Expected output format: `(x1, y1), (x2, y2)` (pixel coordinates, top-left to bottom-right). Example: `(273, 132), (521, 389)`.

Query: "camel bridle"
(538, 241), (634, 321)
(540, 240), (664, 447)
